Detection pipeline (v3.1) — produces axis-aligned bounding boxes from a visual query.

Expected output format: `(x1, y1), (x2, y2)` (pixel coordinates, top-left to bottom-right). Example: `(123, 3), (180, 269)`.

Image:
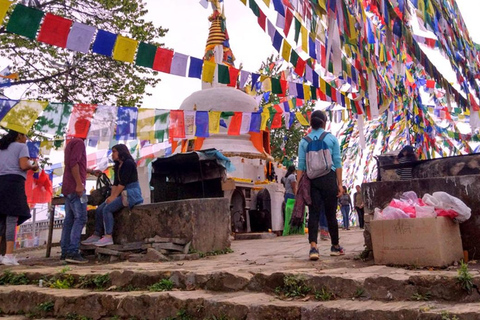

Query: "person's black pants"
(356, 206), (365, 228)
(308, 171), (339, 245)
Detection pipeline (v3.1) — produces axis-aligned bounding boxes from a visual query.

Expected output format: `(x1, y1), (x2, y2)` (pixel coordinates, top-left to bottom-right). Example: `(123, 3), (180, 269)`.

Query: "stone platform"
(1, 229), (479, 319)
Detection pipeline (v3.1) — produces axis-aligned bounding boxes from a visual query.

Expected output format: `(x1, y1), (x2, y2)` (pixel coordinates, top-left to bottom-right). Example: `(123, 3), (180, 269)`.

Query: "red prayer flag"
(295, 58), (306, 76)
(258, 9), (266, 31)
(169, 110), (185, 138)
(426, 80), (435, 88)
(228, 112), (242, 135)
(37, 13), (72, 48)
(228, 67), (239, 88)
(284, 9), (293, 37)
(271, 105), (283, 129)
(469, 94), (480, 111)
(279, 80), (287, 97)
(153, 47), (174, 73)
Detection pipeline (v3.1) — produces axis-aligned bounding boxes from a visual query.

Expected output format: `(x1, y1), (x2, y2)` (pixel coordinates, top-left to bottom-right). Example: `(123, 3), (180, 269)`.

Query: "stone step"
(6, 267), (479, 303)
(0, 285), (478, 320)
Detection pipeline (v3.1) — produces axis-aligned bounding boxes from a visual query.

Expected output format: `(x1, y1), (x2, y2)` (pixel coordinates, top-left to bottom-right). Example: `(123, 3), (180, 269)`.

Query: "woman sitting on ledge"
(82, 144), (143, 247)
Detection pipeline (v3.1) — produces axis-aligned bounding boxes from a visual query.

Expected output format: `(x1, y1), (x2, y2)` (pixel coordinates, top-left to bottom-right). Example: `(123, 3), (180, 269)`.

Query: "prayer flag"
(169, 110), (185, 139)
(87, 105), (117, 148)
(170, 53), (188, 77)
(154, 109), (169, 142)
(272, 0), (285, 16)
(113, 35), (138, 63)
(0, 0), (13, 25)
(0, 99), (17, 122)
(249, 0), (260, 17)
(66, 103), (97, 138)
(301, 26), (308, 53)
(195, 111), (209, 137)
(240, 70), (250, 88)
(34, 102), (72, 136)
(209, 111), (221, 134)
(116, 106), (138, 140)
(228, 112), (242, 135)
(0, 100), (48, 134)
(135, 42), (157, 68)
(229, 67), (239, 88)
(6, 4), (43, 40)
(153, 47), (174, 73)
(66, 22), (96, 53)
(240, 112), (251, 134)
(271, 78), (283, 95)
(271, 105), (283, 128)
(37, 13), (73, 48)
(202, 60), (216, 83)
(218, 64), (230, 84)
(92, 30), (117, 56)
(249, 112), (261, 132)
(258, 9), (266, 31)
(295, 112), (309, 126)
(137, 108), (156, 142)
(188, 57), (203, 79)
(281, 40), (292, 62)
(284, 9), (293, 36)
(273, 31), (283, 52)
(260, 108), (270, 130)
(294, 57), (306, 76)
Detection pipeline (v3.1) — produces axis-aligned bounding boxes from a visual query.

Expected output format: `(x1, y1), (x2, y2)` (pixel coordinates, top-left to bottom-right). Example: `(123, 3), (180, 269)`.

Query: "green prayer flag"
(271, 78), (282, 94)
(310, 86), (317, 100)
(218, 64), (230, 84)
(6, 4), (43, 40)
(221, 111), (235, 118)
(294, 18), (301, 43)
(290, 50), (299, 66)
(34, 102), (72, 136)
(248, 0), (260, 17)
(135, 42), (157, 68)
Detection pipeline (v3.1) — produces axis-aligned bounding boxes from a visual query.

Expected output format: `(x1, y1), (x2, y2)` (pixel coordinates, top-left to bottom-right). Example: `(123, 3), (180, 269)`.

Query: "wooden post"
(45, 202), (54, 258)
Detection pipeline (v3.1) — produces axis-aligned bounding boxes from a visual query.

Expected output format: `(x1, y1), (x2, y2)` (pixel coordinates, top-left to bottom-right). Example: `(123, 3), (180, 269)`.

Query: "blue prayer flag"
(195, 111), (209, 138)
(92, 30), (117, 57)
(188, 57), (203, 79)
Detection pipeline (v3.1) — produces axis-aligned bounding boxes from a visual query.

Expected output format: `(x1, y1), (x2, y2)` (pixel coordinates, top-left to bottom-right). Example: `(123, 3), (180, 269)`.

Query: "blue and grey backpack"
(303, 131), (333, 179)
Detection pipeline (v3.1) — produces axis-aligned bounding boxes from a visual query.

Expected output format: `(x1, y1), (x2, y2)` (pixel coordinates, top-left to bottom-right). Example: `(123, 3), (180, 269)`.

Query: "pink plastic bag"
(389, 199), (416, 217)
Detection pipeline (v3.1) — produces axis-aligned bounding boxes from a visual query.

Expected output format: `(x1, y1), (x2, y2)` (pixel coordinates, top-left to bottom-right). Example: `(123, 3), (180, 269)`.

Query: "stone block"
(87, 198), (231, 253)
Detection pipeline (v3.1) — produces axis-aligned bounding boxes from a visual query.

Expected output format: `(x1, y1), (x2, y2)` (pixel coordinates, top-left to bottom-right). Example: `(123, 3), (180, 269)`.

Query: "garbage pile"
(374, 191), (471, 223)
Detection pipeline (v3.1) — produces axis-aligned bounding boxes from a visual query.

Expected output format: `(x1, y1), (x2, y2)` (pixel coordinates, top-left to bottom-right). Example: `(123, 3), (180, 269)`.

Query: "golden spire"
(204, 0), (235, 67)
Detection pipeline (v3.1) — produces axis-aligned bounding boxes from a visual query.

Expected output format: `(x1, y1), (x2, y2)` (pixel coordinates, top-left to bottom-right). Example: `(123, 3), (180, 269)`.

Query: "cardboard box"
(371, 217), (463, 267)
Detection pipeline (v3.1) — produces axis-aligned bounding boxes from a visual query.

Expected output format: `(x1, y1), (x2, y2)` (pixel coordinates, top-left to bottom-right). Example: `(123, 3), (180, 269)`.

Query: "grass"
(411, 291), (431, 301)
(353, 287), (365, 299)
(275, 275), (311, 298)
(148, 279), (174, 292)
(314, 287), (334, 301)
(441, 311), (460, 320)
(37, 301), (54, 312)
(0, 270), (29, 285)
(49, 274), (75, 289)
(78, 274), (110, 290)
(457, 260), (474, 294)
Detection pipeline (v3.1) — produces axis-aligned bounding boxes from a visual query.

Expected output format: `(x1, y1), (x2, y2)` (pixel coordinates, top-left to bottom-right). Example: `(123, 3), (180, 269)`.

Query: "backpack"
(303, 131), (333, 179)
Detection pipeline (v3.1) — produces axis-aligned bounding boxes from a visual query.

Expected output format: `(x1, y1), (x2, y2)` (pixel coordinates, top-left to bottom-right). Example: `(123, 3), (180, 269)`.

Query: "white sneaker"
(2, 255), (19, 266)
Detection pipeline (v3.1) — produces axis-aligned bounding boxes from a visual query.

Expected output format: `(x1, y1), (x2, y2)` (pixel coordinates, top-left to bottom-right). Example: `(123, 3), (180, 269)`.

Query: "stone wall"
(87, 198), (231, 253)
(363, 174), (480, 260)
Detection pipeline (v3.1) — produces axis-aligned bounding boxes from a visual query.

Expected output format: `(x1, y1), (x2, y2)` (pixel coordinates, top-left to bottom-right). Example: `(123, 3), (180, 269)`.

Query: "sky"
(139, 0), (480, 110)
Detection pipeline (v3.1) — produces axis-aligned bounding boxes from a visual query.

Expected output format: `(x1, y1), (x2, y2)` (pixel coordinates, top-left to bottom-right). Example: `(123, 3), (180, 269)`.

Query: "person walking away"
(338, 186), (352, 230)
(354, 185), (365, 229)
(297, 110), (344, 261)
(82, 144), (143, 247)
(0, 130), (39, 265)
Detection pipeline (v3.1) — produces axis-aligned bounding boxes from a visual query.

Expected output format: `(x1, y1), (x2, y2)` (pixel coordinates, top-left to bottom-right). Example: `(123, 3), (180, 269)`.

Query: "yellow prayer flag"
(137, 108), (156, 142)
(112, 35), (138, 63)
(301, 27), (308, 53)
(262, 78), (272, 93)
(202, 61), (216, 83)
(40, 140), (53, 156)
(262, 0), (271, 6)
(318, 0), (326, 11)
(295, 112), (309, 126)
(320, 79), (327, 94)
(0, 100), (48, 134)
(209, 111), (221, 134)
(346, 98), (351, 110)
(303, 84), (311, 101)
(260, 108), (270, 131)
(281, 40), (292, 62)
(240, 0), (246, 4)
(288, 99), (295, 110)
(0, 0), (13, 25)
(465, 108), (470, 116)
(405, 69), (414, 84)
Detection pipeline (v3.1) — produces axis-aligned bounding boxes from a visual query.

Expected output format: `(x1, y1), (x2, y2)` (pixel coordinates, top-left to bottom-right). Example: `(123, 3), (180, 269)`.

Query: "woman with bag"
(82, 144), (143, 247)
(0, 130), (39, 265)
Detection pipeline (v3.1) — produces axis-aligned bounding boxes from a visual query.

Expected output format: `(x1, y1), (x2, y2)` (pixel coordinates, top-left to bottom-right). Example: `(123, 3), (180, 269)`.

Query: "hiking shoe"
(65, 253), (88, 264)
(81, 235), (101, 245)
(330, 245), (345, 256)
(60, 253), (67, 260)
(94, 236), (114, 247)
(2, 255), (19, 266)
(309, 247), (319, 261)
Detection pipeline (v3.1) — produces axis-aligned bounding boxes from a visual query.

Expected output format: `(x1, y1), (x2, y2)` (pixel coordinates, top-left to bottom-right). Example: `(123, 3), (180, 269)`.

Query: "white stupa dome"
(179, 87), (257, 112)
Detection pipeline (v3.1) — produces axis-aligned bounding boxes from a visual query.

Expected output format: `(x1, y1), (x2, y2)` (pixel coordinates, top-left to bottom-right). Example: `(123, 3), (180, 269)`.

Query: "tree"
(0, 0), (168, 106)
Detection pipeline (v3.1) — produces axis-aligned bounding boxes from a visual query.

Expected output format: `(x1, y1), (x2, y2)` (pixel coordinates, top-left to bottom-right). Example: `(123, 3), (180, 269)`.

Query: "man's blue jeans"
(61, 193), (87, 255)
(94, 196), (125, 236)
(341, 205), (350, 229)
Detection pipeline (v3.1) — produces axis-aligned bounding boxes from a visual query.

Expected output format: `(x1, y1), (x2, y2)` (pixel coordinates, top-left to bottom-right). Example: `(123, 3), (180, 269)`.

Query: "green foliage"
(0, 270), (29, 285)
(78, 274), (110, 290)
(163, 309), (193, 320)
(65, 312), (92, 320)
(60, 266), (72, 274)
(148, 279), (174, 292)
(190, 247), (234, 258)
(441, 311), (459, 320)
(353, 287), (365, 299)
(457, 260), (474, 294)
(275, 275), (311, 298)
(49, 274), (75, 289)
(314, 287), (334, 301)
(0, 0), (168, 106)
(410, 291), (431, 301)
(37, 301), (54, 312)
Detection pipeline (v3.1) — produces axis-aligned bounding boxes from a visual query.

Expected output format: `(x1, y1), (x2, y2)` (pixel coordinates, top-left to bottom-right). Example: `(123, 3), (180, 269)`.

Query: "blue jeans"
(341, 205), (350, 229)
(61, 192), (87, 255)
(94, 196), (125, 236)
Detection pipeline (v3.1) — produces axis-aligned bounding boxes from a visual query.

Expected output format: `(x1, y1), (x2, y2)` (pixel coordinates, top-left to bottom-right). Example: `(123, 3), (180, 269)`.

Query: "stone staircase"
(0, 232), (479, 319)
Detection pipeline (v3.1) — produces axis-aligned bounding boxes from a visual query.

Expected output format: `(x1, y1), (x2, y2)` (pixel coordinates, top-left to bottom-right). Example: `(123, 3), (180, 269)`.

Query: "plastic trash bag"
(381, 206), (410, 220)
(415, 205), (436, 218)
(432, 191), (471, 223)
(374, 207), (383, 220)
(389, 199), (416, 218)
(422, 193), (441, 208)
(400, 191), (419, 205)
